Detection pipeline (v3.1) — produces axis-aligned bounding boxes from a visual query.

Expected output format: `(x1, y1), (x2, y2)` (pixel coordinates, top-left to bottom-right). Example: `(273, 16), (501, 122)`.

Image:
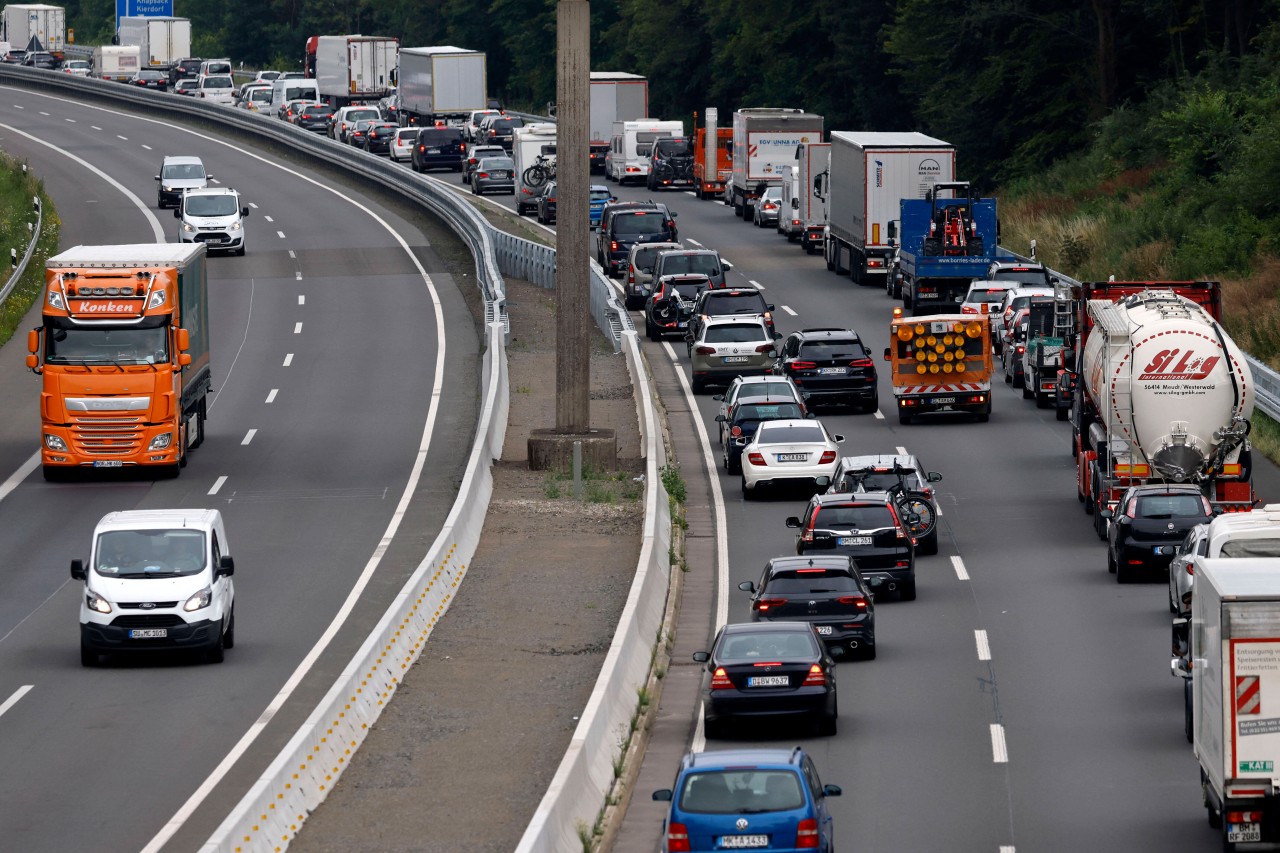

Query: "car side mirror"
(767, 304), (775, 312)
(785, 516), (802, 528)
(652, 789), (673, 802)
(241, 207), (249, 216)
(173, 208), (181, 219)
(711, 394), (724, 401)
(692, 651), (710, 663)
(823, 784), (843, 798)
(883, 347), (891, 361)
(834, 434), (845, 443)
(714, 414), (726, 422)
(887, 221), (898, 239)
(154, 175), (161, 181)
(70, 559), (85, 580)
(722, 260), (733, 271)
(737, 581), (756, 593)
(218, 555), (235, 577)
(863, 345), (872, 357)
(207, 175), (214, 181)
(1099, 509), (1113, 520)
(773, 332), (782, 341)
(177, 328), (190, 352)
(178, 353), (192, 366)
(927, 472), (942, 483)
(27, 328), (39, 355)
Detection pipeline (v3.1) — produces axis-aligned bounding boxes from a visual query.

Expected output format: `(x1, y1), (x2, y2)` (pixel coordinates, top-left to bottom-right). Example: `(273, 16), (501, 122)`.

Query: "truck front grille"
(70, 415), (144, 456)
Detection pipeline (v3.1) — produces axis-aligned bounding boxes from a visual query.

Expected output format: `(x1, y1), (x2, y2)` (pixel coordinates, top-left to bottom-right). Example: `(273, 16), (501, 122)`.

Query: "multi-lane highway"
(466, 163), (1280, 849)
(0, 87), (481, 852)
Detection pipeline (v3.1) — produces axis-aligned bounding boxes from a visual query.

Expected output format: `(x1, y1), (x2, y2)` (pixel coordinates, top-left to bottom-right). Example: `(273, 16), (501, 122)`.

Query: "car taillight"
(837, 595), (868, 609)
(610, 241), (618, 251)
(755, 343), (775, 353)
(819, 450), (837, 464)
(695, 346), (716, 355)
(477, 172), (489, 179)
(789, 361), (816, 370)
(1187, 562), (1194, 575)
(849, 358), (873, 368)
(801, 665), (825, 687)
(666, 822), (691, 853)
(709, 668), (732, 690)
(962, 306), (978, 314)
(754, 598), (788, 612)
(548, 196), (557, 203)
(747, 452), (766, 467)
(469, 158), (477, 165)
(796, 818), (821, 848)
(419, 145), (425, 152)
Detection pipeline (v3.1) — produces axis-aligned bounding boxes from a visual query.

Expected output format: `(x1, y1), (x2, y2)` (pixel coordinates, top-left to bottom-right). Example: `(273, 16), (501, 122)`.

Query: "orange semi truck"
(885, 311), (993, 424)
(27, 243), (211, 481)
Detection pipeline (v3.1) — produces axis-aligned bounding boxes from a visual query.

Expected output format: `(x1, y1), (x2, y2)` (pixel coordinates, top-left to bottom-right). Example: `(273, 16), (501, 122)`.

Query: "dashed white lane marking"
(975, 630), (991, 661)
(264, 215), (273, 222)
(936, 505), (943, 517)
(265, 389), (278, 404)
(91, 125), (101, 130)
(38, 111), (49, 116)
(64, 118), (75, 123)
(749, 279), (764, 290)
(991, 724), (1008, 763)
(896, 446), (908, 454)
(952, 556), (970, 580)
(282, 353), (294, 367)
(249, 202), (259, 209)
(276, 230), (286, 239)
(208, 476), (228, 496)
(0, 685), (33, 719)
(141, 144), (152, 150)
(293, 322), (302, 334)
(780, 305), (797, 316)
(297, 294), (305, 305)
(874, 410), (885, 420)
(1000, 847), (1016, 853)
(691, 701), (707, 754)
(295, 271), (302, 280)
(13, 105), (23, 109)
(687, 238), (702, 247)
(287, 248), (295, 258)
(209, 178), (221, 184)
(241, 429), (257, 446)
(116, 134), (127, 140)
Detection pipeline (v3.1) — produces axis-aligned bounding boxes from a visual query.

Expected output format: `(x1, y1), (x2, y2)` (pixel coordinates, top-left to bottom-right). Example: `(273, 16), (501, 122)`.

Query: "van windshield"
(660, 254), (720, 276)
(202, 76), (232, 89)
(283, 86), (316, 101)
(613, 212), (669, 236)
(186, 195), (240, 217)
(95, 530), (208, 578)
(161, 163), (205, 181)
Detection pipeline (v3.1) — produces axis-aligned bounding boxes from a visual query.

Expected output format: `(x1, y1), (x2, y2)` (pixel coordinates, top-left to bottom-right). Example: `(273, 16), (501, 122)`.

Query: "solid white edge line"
(293, 322), (302, 334)
(780, 305), (797, 316)
(283, 353), (293, 366)
(975, 629), (991, 661)
(991, 724), (1009, 763)
(662, 340), (730, 631)
(0, 453), (40, 503)
(241, 429), (257, 446)
(952, 555), (969, 580)
(265, 389), (278, 404)
(687, 238), (702, 247)
(207, 475), (228, 496)
(691, 701), (707, 754)
(0, 685), (33, 718)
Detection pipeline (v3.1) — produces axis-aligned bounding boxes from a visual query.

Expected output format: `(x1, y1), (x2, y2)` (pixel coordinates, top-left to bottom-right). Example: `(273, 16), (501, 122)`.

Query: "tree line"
(61, 0), (1274, 187)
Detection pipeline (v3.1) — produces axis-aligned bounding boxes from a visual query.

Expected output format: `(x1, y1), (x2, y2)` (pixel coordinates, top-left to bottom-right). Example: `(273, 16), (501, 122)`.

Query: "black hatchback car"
(787, 493), (917, 600)
(598, 201), (678, 276)
(774, 328), (878, 413)
(693, 621), (837, 738)
(362, 121), (399, 154)
(1101, 484), (1213, 583)
(411, 127), (467, 172)
(296, 103), (333, 133)
(717, 396), (807, 473)
(738, 555), (876, 660)
(644, 274), (714, 342)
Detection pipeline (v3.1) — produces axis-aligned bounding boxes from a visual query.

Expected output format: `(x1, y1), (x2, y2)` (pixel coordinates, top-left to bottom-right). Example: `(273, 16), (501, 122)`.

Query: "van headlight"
(183, 587), (212, 612)
(181, 222), (196, 233)
(86, 590), (112, 614)
(229, 220), (242, 231)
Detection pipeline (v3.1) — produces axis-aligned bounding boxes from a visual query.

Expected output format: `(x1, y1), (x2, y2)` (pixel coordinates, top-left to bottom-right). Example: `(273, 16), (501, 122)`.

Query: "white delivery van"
(195, 74), (235, 105)
(72, 509), (236, 666)
(270, 77), (320, 110)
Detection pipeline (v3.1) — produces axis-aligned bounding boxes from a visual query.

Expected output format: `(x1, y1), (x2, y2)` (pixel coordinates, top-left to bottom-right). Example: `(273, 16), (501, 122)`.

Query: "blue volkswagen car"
(589, 184), (614, 229)
(652, 747), (841, 852)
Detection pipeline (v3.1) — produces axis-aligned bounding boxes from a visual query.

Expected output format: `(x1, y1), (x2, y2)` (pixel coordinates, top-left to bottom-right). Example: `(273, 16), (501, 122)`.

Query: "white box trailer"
(779, 142), (830, 252)
(398, 46), (488, 124)
(513, 123), (557, 216)
(117, 16), (190, 69)
(821, 131), (954, 285)
(315, 34), (397, 107)
(92, 44), (140, 82)
(1184, 558), (1280, 846)
(728, 108), (823, 221)
(2, 3), (64, 51)
(589, 72), (648, 145)
(607, 118), (682, 185)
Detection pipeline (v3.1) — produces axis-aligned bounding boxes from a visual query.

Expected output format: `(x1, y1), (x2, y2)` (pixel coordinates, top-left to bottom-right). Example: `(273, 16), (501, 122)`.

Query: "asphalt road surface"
(0, 87), (480, 852)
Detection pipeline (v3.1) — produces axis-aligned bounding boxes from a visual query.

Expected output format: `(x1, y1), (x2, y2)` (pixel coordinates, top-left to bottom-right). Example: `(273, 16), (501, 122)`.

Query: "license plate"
(776, 453), (807, 462)
(838, 536), (873, 546)
(919, 292), (940, 299)
(129, 628), (167, 639)
(819, 367), (847, 375)
(1228, 824), (1261, 843)
(816, 626), (833, 635)
(723, 356), (749, 363)
(495, 171), (510, 178)
(93, 460), (124, 468)
(747, 676), (789, 687)
(427, 147), (441, 154)
(1154, 545), (1175, 555)
(932, 396), (955, 404)
(719, 836), (769, 849)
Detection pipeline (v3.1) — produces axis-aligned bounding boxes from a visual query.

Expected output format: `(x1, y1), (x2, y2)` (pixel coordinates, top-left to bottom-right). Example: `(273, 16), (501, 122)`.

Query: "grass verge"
(0, 154), (60, 347)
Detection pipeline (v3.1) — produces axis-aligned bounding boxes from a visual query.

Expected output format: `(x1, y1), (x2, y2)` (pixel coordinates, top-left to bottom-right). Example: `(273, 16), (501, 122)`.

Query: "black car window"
(705, 324), (766, 344)
(736, 403), (803, 422)
(766, 571), (858, 593)
(994, 269), (1049, 285)
(701, 293), (766, 315)
(654, 137), (691, 157)
(967, 288), (1007, 303)
(679, 770), (804, 814)
(491, 119), (523, 133)
(1220, 538), (1280, 558)
(303, 105), (330, 117)
(798, 340), (864, 359)
(417, 129), (464, 145)
(633, 245), (673, 270)
(1134, 495), (1205, 518)
(613, 212), (669, 236)
(757, 425), (825, 444)
(815, 505), (895, 530)
(660, 254), (720, 276)
(718, 631), (818, 662)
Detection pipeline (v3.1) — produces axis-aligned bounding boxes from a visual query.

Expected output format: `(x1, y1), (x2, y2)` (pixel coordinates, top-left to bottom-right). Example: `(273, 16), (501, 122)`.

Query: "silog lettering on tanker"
(1139, 346), (1221, 397)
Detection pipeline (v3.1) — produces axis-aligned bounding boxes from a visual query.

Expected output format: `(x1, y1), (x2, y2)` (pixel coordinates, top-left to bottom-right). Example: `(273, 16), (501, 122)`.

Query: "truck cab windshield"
(46, 325), (169, 366)
(95, 530), (207, 578)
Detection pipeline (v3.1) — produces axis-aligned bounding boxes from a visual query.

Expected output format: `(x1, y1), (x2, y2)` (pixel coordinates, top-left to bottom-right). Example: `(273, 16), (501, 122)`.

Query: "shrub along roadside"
(0, 155), (59, 348)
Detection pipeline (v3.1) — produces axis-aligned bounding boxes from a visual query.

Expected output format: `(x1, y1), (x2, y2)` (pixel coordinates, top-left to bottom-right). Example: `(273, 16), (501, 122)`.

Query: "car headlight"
(229, 220), (242, 231)
(44, 434), (67, 451)
(183, 587), (212, 612)
(182, 222), (196, 233)
(162, 185), (175, 193)
(86, 590), (112, 614)
(148, 432), (172, 450)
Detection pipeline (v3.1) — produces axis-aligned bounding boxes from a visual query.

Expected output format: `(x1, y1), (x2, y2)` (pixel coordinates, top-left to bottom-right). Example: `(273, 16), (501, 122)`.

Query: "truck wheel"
(732, 197), (742, 217)
(898, 412), (912, 425)
(1022, 383), (1033, 399)
(42, 465), (67, 483)
(833, 243), (849, 275)
(975, 411), (990, 423)
(825, 243), (835, 272)
(1184, 677), (1194, 743)
(1004, 369), (1013, 385)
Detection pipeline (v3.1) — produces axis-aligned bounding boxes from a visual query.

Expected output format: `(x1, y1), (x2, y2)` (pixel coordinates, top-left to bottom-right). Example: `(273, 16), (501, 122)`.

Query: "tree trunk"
(1090, 0), (1117, 114)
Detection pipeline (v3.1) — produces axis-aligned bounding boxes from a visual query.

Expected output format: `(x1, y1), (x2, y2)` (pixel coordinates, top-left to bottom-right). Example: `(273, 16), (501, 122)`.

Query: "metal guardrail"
(1, 192), (42, 308)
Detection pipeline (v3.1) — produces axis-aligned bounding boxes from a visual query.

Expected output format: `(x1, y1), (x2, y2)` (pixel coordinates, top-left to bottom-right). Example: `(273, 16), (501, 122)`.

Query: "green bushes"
(0, 156), (59, 348)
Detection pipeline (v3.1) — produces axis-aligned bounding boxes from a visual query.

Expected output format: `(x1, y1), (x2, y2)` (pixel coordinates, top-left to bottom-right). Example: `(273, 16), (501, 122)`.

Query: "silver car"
(1169, 524), (1209, 616)
(623, 241), (683, 310)
(753, 186), (783, 228)
(471, 156), (515, 195)
(689, 317), (778, 394)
